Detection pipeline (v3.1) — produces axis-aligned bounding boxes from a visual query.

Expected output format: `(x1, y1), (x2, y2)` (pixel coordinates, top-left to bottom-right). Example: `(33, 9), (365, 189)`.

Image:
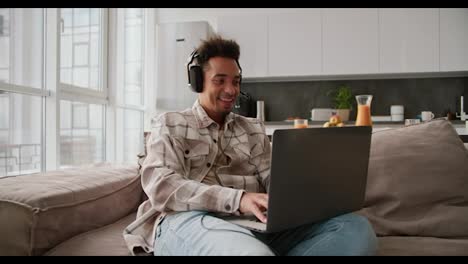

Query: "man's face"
(199, 56), (241, 120)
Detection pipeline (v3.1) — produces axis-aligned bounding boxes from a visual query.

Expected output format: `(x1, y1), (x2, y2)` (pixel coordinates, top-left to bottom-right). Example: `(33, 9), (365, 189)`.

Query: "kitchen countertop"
(264, 120), (468, 137)
(265, 120), (467, 126)
(266, 121), (404, 126)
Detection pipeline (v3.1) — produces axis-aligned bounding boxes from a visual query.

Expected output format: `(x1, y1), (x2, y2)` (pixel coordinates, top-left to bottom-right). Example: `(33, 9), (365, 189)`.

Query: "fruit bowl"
(323, 114), (345, 127)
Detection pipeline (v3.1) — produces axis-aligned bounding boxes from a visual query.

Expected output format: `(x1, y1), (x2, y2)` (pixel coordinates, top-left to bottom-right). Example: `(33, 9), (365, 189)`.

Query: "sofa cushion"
(45, 212), (136, 256)
(0, 163), (142, 256)
(359, 120), (468, 238)
(377, 236), (468, 256)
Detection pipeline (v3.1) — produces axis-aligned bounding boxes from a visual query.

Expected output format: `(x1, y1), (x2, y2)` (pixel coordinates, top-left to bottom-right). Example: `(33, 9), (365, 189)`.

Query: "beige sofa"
(1, 120), (468, 256)
(0, 163), (142, 256)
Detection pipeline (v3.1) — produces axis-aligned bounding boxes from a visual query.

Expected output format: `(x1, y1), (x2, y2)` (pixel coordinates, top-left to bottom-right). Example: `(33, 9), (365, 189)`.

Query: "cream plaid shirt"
(123, 100), (271, 255)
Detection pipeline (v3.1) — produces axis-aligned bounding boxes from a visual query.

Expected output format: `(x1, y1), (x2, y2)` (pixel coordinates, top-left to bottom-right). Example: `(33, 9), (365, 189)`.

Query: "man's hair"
(196, 35), (240, 71)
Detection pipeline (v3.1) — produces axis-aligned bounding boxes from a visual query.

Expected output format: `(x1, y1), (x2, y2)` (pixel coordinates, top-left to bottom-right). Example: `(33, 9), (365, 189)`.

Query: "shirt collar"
(193, 99), (236, 129)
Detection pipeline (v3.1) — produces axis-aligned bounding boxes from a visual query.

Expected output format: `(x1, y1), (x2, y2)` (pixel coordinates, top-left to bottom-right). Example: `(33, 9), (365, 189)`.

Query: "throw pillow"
(359, 119), (468, 237)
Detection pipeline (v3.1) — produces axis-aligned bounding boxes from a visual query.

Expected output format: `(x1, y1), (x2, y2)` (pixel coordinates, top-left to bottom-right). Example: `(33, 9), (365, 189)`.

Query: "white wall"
(155, 8), (318, 30)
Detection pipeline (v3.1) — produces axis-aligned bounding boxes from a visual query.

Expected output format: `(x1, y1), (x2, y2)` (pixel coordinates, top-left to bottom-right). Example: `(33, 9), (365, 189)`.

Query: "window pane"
(60, 100), (104, 167)
(0, 31), (9, 82)
(0, 93), (8, 129)
(124, 85), (142, 106)
(60, 35), (72, 68)
(0, 8), (43, 89)
(61, 8), (72, 34)
(116, 108), (143, 164)
(124, 62), (142, 106)
(60, 68), (72, 84)
(125, 8), (142, 20)
(114, 9), (145, 165)
(125, 26), (142, 62)
(90, 8), (100, 25)
(89, 33), (99, 66)
(72, 67), (89, 88)
(0, 92), (42, 177)
(73, 43), (89, 66)
(60, 8), (102, 91)
(72, 103), (89, 128)
(117, 8), (144, 106)
(73, 8), (90, 27)
(124, 109), (143, 163)
(0, 9), (10, 36)
(90, 67), (99, 89)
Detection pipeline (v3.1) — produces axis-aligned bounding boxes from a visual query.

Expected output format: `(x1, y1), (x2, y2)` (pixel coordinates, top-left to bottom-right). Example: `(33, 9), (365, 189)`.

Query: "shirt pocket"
(182, 139), (210, 171)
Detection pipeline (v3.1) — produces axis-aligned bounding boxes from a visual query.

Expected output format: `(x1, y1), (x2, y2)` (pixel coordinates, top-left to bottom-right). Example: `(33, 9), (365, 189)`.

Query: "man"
(124, 35), (378, 256)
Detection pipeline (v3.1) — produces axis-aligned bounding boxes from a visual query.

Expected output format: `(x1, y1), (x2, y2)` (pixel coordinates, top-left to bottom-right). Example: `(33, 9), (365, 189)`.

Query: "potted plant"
(328, 85), (353, 122)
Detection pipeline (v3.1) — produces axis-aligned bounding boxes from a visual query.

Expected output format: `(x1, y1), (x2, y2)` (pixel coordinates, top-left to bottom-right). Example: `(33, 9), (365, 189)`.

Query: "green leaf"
(330, 85), (353, 110)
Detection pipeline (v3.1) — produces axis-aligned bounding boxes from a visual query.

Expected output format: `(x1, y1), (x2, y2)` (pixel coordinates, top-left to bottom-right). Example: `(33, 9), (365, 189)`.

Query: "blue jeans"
(154, 210), (378, 256)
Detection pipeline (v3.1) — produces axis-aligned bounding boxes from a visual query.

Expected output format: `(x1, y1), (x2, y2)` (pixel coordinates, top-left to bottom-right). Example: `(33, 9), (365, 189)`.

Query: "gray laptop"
(224, 126), (372, 233)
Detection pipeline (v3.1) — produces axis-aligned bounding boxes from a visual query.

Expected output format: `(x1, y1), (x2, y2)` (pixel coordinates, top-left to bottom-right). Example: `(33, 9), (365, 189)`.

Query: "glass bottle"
(355, 95), (373, 126)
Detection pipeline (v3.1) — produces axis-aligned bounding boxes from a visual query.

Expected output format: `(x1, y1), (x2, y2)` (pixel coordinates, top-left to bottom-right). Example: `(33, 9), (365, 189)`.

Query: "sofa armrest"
(0, 163), (142, 256)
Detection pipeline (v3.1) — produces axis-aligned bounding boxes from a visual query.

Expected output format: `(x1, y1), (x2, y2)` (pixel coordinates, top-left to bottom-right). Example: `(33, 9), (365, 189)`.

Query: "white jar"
(390, 105), (404, 115)
(390, 105), (404, 122)
(391, 114), (404, 122)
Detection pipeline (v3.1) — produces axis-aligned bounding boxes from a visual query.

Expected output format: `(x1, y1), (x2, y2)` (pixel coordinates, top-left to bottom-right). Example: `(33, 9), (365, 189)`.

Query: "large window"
(1, 8), (153, 175)
(114, 8), (145, 164)
(0, 8), (44, 177)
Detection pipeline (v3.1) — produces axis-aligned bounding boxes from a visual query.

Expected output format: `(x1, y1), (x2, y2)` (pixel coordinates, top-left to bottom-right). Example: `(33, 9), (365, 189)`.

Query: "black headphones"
(187, 50), (243, 93)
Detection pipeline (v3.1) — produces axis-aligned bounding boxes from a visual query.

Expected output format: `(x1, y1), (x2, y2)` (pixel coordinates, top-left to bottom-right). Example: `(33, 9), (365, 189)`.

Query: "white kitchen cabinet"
(214, 8), (467, 79)
(440, 8), (468, 72)
(322, 8), (379, 75)
(217, 14), (268, 78)
(379, 8), (439, 73)
(268, 10), (322, 76)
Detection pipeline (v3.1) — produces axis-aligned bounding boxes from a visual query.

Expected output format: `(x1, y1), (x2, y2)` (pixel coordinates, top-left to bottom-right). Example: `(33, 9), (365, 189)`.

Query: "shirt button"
(206, 162), (211, 168)
(213, 139), (217, 143)
(185, 150), (190, 155)
(225, 204), (231, 211)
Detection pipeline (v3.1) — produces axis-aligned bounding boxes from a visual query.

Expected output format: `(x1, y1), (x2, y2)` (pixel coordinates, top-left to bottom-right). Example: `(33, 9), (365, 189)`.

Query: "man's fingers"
(255, 194), (269, 210)
(251, 204), (267, 223)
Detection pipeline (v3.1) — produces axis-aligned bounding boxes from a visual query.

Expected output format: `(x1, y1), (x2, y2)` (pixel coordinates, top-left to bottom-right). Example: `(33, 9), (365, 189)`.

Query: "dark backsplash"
(241, 77), (468, 121)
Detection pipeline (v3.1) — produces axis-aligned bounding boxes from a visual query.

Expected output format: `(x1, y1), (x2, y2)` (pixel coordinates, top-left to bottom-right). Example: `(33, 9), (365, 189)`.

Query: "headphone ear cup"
(189, 65), (203, 93)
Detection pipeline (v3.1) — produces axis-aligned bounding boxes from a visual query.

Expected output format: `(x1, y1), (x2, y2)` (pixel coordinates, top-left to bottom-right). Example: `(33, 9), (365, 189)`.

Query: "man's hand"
(239, 192), (268, 223)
